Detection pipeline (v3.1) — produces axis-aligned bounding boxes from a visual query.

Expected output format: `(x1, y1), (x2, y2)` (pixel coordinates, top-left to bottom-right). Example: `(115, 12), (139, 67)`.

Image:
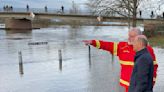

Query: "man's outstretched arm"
(83, 40), (118, 55)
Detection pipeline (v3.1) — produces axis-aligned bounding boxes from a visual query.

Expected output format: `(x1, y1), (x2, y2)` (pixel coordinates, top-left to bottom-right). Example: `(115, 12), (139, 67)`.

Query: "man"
(26, 4), (29, 12)
(61, 5), (64, 13)
(83, 28), (158, 92)
(129, 35), (154, 92)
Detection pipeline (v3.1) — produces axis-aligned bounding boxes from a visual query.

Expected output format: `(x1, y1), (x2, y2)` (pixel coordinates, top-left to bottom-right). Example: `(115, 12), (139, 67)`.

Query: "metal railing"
(0, 8), (163, 19)
(0, 8), (93, 16)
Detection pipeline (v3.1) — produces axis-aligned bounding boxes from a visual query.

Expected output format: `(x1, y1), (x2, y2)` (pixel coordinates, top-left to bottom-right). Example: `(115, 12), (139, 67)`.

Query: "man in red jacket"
(83, 28), (158, 92)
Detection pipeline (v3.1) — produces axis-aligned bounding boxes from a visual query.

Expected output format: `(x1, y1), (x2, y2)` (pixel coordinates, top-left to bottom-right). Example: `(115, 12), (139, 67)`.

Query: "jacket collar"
(134, 48), (148, 61)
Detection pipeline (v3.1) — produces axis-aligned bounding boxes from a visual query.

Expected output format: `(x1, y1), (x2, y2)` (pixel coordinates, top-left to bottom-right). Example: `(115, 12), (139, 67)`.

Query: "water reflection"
(5, 29), (32, 40)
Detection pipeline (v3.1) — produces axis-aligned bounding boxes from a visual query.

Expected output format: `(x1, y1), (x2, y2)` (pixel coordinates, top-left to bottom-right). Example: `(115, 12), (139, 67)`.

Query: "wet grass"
(148, 35), (164, 48)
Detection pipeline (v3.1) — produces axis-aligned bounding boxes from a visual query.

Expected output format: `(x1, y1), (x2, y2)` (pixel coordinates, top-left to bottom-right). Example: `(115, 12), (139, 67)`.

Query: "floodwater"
(0, 25), (163, 92)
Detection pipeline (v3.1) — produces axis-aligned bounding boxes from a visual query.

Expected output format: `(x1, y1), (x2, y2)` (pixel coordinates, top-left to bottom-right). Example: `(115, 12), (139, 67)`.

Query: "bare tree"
(69, 1), (80, 14)
(87, 0), (162, 27)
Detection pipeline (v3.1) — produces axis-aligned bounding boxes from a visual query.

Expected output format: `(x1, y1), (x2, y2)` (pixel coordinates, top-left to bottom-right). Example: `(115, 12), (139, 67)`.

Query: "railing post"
(18, 51), (24, 75)
(88, 45), (91, 67)
(112, 54), (114, 64)
(58, 50), (62, 71)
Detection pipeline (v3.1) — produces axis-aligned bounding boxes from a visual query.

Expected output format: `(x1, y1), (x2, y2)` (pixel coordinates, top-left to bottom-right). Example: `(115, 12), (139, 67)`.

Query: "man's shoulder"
(140, 52), (152, 59)
(147, 45), (154, 51)
(139, 52), (153, 64)
(119, 41), (128, 44)
(118, 41), (128, 47)
(118, 42), (132, 50)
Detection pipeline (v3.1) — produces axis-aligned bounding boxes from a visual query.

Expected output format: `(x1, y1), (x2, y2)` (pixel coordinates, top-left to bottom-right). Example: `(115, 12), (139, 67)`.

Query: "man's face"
(133, 37), (142, 52)
(128, 31), (138, 45)
(133, 37), (140, 51)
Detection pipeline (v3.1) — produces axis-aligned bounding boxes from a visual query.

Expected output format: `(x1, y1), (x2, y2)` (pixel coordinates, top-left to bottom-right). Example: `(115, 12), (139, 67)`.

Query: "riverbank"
(149, 35), (164, 48)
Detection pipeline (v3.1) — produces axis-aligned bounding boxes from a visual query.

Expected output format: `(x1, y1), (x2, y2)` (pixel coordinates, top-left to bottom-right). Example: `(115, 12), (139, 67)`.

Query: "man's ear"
(139, 41), (143, 47)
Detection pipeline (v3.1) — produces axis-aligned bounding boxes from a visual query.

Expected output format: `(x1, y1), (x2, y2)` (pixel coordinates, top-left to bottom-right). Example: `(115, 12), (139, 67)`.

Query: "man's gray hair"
(137, 35), (148, 47)
(130, 28), (142, 35)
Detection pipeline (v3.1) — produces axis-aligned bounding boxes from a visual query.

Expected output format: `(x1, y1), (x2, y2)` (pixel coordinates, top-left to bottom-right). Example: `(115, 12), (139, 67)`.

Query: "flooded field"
(0, 26), (163, 92)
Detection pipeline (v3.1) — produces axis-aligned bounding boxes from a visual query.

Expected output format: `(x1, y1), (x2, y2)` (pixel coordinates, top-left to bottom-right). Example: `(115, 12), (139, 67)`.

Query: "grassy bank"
(148, 35), (164, 48)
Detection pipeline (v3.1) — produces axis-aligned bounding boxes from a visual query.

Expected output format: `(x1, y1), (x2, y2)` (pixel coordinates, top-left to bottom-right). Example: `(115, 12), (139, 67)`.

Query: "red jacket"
(91, 40), (158, 89)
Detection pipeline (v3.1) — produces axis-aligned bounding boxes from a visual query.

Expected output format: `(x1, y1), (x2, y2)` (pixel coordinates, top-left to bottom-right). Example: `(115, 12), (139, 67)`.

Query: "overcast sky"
(0, 0), (88, 10)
